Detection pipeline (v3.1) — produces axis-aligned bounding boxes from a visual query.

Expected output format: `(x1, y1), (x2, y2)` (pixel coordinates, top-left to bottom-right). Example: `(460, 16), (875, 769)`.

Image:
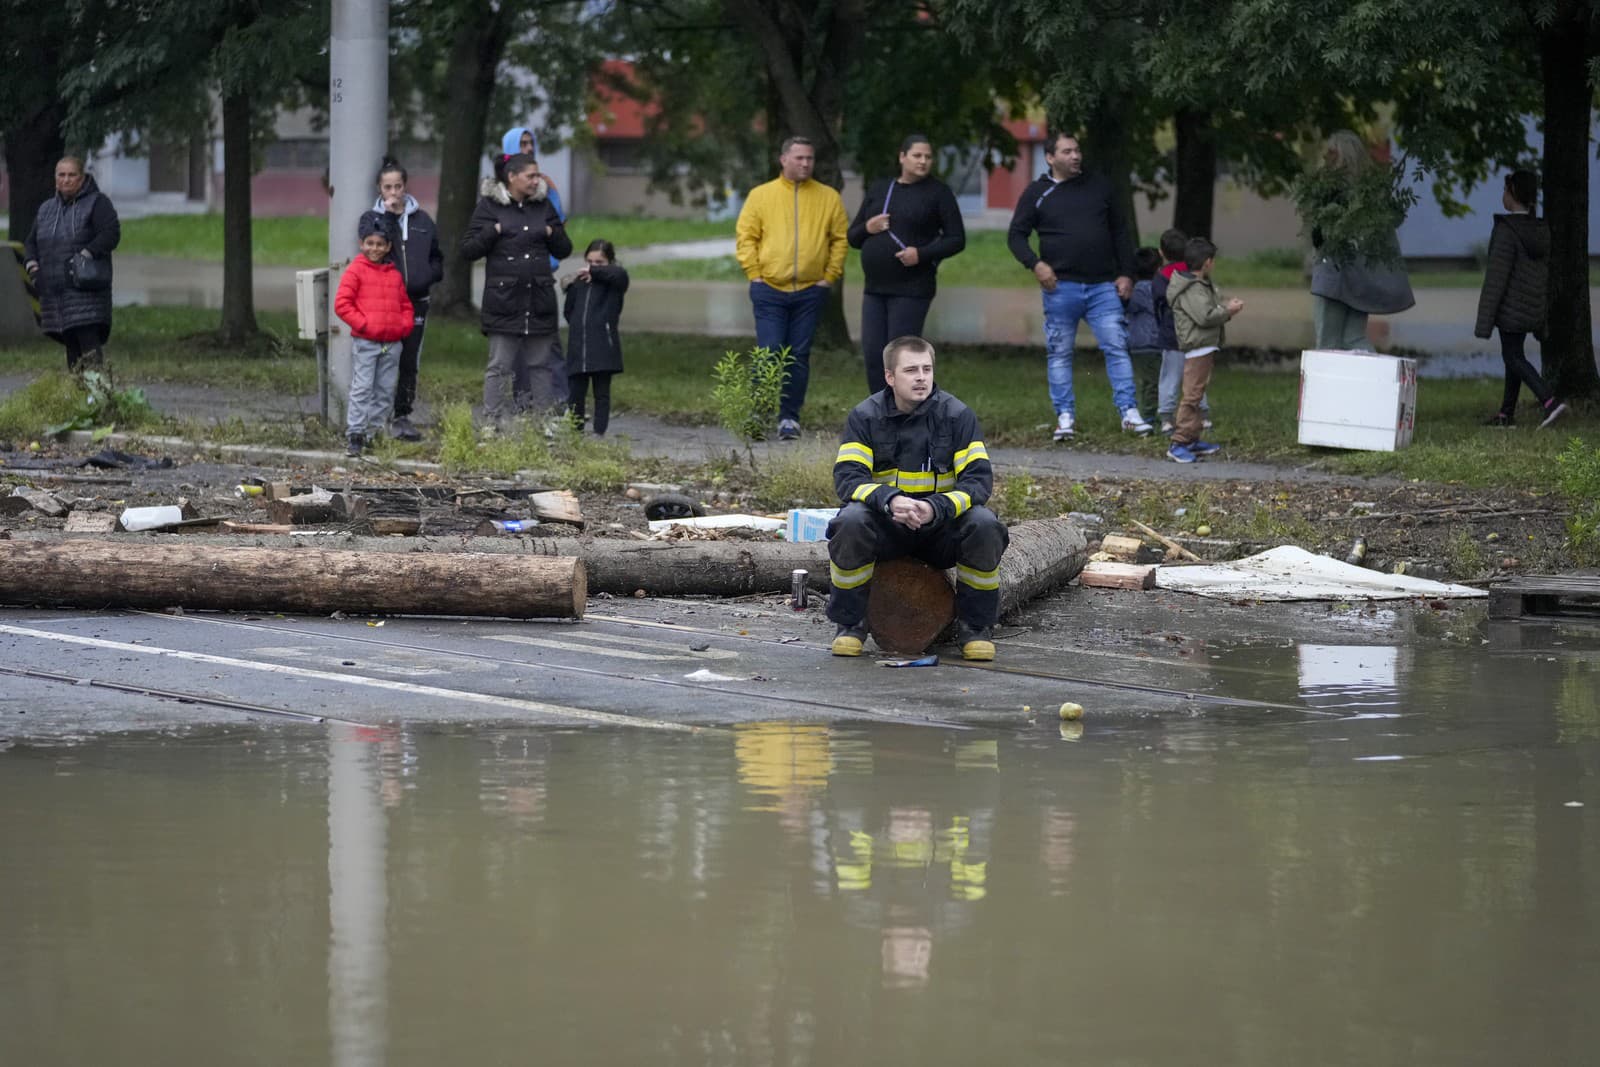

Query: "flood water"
(3, 629), (1598, 1065)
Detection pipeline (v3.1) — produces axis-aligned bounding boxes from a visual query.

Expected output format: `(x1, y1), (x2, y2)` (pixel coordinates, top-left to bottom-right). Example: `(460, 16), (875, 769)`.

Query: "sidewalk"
(1, 372), (1384, 486)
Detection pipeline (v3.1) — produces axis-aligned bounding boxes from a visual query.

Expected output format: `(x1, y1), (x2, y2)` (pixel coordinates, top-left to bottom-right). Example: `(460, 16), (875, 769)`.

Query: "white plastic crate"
(1297, 349), (1416, 452)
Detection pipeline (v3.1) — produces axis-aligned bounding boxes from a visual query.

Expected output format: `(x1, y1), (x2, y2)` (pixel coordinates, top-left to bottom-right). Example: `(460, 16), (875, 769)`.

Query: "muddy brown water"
(3, 624), (1598, 1065)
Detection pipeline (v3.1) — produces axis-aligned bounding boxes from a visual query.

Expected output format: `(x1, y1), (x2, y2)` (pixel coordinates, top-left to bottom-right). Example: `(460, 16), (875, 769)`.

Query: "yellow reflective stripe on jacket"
(935, 472), (957, 491)
(943, 490), (972, 517)
(851, 482), (881, 503)
(893, 470), (937, 492)
(956, 563), (999, 590)
(954, 442), (989, 474)
(836, 441), (873, 468)
(830, 560), (876, 589)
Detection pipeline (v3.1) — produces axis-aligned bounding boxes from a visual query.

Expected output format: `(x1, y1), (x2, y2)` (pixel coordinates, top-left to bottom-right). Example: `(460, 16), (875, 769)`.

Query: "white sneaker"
(1121, 407), (1153, 436)
(1052, 412), (1075, 441)
(1202, 417), (1214, 430)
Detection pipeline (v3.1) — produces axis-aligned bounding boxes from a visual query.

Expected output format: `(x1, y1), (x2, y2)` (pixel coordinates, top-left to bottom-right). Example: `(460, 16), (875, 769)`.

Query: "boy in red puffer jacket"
(335, 211), (415, 456)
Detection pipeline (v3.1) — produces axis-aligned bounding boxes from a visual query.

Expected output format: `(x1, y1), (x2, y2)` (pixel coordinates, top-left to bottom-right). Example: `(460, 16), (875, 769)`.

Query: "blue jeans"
(751, 281), (829, 421)
(1040, 281), (1137, 417)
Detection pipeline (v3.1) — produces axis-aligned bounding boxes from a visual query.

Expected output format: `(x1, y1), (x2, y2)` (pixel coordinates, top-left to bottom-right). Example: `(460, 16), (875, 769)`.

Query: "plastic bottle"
(120, 506), (185, 531)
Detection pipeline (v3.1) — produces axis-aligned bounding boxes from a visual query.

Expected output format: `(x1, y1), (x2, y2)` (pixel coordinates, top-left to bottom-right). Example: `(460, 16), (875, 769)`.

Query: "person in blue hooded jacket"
(499, 127), (569, 402)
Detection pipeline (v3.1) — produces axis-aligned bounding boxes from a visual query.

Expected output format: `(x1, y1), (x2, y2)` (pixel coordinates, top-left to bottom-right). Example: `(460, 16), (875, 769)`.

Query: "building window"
(596, 139), (643, 174)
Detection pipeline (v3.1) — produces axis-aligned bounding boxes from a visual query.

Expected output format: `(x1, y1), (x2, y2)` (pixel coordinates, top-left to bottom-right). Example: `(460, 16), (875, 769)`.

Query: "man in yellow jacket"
(736, 136), (849, 440)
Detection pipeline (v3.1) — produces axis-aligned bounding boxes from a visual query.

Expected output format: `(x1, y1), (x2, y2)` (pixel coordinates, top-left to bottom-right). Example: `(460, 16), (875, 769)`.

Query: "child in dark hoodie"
(1125, 247), (1164, 424)
(563, 239), (630, 436)
(1473, 170), (1568, 428)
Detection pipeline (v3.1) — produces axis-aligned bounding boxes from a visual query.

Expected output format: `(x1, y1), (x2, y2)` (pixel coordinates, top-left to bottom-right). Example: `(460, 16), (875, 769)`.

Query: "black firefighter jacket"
(833, 386), (993, 527)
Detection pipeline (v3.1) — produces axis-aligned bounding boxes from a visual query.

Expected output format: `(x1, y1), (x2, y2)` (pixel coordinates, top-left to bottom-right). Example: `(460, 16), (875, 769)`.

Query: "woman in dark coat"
(460, 153), (573, 424)
(562, 239), (629, 436)
(847, 134), (966, 394)
(1473, 170), (1568, 428)
(22, 156), (121, 370)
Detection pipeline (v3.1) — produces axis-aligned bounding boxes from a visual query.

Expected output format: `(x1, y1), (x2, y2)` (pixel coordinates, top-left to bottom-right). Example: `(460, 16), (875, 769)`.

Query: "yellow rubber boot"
(831, 625), (866, 657)
(961, 638), (995, 662)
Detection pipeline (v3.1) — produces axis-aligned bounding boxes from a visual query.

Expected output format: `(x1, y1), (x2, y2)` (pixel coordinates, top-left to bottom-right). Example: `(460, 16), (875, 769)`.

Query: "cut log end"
(867, 558), (955, 655)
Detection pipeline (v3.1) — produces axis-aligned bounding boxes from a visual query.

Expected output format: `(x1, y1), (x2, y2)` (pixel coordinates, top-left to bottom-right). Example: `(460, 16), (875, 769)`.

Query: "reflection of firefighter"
(734, 723), (833, 812)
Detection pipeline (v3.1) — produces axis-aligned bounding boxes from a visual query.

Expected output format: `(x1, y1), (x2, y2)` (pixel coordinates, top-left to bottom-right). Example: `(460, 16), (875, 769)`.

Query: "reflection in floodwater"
(4, 627), (1600, 1063)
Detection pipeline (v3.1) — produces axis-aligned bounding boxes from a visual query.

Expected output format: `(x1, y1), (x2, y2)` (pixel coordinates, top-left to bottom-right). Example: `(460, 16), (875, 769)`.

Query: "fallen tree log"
(1, 517), (1087, 607)
(0, 541), (584, 618)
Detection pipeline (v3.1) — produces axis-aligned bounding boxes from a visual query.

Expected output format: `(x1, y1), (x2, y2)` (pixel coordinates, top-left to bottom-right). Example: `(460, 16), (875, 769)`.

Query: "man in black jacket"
(461, 153), (573, 425)
(826, 335), (1009, 662)
(1007, 132), (1149, 442)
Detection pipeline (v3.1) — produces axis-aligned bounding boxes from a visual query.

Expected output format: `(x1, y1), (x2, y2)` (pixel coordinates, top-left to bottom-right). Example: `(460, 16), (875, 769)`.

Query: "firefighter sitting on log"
(826, 335), (1009, 660)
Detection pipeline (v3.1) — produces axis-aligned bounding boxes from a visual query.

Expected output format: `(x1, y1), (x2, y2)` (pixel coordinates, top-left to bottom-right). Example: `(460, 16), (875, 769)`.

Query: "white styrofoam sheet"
(647, 514), (786, 534)
(1154, 545), (1486, 601)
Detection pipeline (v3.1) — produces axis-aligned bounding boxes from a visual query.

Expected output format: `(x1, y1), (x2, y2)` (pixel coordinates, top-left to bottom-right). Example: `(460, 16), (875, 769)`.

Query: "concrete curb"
(65, 429), (446, 474)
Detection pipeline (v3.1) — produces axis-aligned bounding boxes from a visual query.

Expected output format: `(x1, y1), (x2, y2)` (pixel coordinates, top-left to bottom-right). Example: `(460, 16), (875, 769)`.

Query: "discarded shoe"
(1121, 407), (1153, 435)
(831, 623), (867, 657)
(1052, 411), (1075, 442)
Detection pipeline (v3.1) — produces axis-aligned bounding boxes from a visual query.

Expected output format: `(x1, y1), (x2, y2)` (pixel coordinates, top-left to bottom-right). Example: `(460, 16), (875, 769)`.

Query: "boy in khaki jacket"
(1164, 237), (1244, 464)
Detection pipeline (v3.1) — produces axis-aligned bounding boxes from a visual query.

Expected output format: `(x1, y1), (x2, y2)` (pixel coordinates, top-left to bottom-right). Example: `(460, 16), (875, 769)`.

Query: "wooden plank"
(1079, 561), (1156, 590)
(1099, 534), (1144, 561)
(1129, 519), (1204, 562)
(64, 512), (120, 534)
(1489, 573), (1600, 619)
(529, 490), (584, 528)
(218, 521), (295, 535)
(265, 481), (294, 501)
(368, 517), (422, 536)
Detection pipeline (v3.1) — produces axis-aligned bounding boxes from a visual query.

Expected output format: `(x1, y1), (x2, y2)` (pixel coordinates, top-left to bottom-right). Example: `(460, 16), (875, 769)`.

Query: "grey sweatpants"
(347, 337), (401, 438)
(486, 332), (559, 422)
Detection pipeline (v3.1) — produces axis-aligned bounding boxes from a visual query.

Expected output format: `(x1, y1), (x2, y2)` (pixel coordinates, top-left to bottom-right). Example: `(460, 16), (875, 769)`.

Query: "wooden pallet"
(1488, 574), (1600, 620)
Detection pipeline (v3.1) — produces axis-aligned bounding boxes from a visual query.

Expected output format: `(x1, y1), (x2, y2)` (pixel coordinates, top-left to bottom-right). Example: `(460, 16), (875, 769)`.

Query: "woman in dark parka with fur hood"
(1474, 170), (1568, 428)
(460, 152), (573, 421)
(22, 156), (121, 370)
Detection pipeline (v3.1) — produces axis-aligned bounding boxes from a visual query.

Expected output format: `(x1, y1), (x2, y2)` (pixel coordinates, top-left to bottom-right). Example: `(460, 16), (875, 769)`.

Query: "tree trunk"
(2, 101), (66, 246)
(1085, 99), (1140, 255)
(218, 88), (258, 344)
(997, 518), (1089, 617)
(1172, 108), (1217, 241)
(434, 2), (512, 318)
(0, 540), (585, 619)
(1540, 12), (1600, 400)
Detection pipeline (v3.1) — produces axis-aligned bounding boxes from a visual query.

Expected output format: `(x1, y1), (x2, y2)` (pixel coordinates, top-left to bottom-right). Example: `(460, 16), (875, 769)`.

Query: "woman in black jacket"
(847, 134), (966, 394)
(562, 239), (629, 436)
(460, 153), (573, 424)
(22, 156), (121, 371)
(374, 156), (443, 440)
(1474, 170), (1567, 428)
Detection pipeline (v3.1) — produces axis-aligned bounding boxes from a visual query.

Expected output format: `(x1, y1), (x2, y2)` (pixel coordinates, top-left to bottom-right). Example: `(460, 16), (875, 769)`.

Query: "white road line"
(0, 623), (696, 732)
(487, 634), (738, 661)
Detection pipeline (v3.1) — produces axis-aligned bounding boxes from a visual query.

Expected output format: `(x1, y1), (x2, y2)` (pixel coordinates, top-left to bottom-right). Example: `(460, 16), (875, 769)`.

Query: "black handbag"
(66, 252), (112, 292)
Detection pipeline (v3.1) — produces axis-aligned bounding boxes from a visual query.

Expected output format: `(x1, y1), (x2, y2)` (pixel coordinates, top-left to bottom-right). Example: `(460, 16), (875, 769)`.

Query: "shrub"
(712, 345), (793, 463)
(1556, 436), (1600, 565)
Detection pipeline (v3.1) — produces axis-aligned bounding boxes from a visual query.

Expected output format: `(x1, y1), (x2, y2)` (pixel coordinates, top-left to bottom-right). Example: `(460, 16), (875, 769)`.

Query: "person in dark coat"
(1474, 170), (1568, 428)
(847, 134), (966, 395)
(22, 156), (121, 371)
(562, 239), (629, 436)
(374, 156), (443, 441)
(460, 153), (573, 425)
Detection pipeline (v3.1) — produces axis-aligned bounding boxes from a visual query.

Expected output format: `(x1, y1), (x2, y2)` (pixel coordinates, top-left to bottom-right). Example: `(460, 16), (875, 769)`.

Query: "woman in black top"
(848, 134), (966, 394)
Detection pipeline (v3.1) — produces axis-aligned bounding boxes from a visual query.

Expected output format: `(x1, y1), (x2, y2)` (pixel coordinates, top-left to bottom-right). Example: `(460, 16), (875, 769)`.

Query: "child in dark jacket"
(563, 239), (630, 436)
(335, 212), (415, 456)
(1473, 170), (1567, 428)
(1125, 247), (1163, 424)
